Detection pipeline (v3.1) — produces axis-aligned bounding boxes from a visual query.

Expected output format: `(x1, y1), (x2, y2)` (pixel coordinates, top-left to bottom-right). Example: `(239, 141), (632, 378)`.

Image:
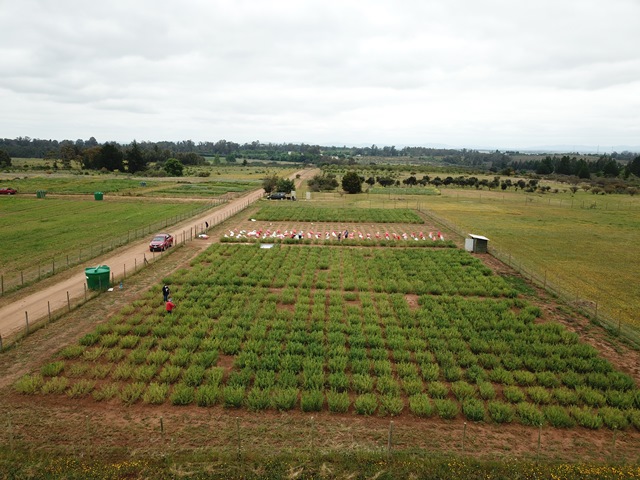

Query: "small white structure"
(465, 234), (489, 253)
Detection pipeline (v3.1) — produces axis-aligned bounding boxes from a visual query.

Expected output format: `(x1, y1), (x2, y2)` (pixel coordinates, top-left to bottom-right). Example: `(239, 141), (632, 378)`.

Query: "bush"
(577, 386), (607, 408)
(606, 389), (634, 409)
(462, 398), (486, 422)
(552, 387), (579, 406)
(41, 361), (65, 377)
(570, 407), (603, 430)
(599, 407), (629, 430)
(301, 390), (324, 412)
(170, 383), (195, 406)
(421, 363), (440, 381)
(195, 385), (221, 407)
(402, 377), (424, 396)
(67, 379), (95, 398)
(272, 388), (298, 411)
(434, 399), (459, 420)
(143, 382), (169, 404)
(427, 381), (449, 399)
(59, 345), (85, 359)
(379, 395), (404, 416)
(119, 382), (145, 406)
(478, 382), (496, 400)
(14, 374), (44, 394)
(503, 386), (526, 404)
(517, 402), (544, 426)
(182, 365), (206, 387)
(246, 388), (271, 411)
(352, 374), (375, 393)
(376, 376), (400, 396)
(488, 401), (515, 424)
(223, 386), (246, 408)
(41, 376), (69, 395)
(93, 383), (119, 401)
(409, 394), (434, 418)
(543, 405), (575, 428)
(132, 365), (157, 383)
(354, 393), (378, 415)
(327, 390), (350, 413)
(526, 386), (553, 405)
(451, 381), (476, 401)
(158, 365), (182, 384)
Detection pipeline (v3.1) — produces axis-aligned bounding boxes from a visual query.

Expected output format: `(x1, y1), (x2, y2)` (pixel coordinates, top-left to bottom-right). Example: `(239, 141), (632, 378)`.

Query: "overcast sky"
(1, 0), (639, 151)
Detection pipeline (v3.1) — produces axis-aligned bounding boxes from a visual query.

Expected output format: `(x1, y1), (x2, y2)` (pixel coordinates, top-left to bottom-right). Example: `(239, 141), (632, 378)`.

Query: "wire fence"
(416, 205), (640, 348)
(0, 201), (226, 297)
(0, 197), (256, 351)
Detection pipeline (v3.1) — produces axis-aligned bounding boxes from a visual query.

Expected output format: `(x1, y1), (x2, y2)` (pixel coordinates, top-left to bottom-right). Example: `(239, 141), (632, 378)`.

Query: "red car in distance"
(149, 233), (174, 252)
(0, 187), (17, 195)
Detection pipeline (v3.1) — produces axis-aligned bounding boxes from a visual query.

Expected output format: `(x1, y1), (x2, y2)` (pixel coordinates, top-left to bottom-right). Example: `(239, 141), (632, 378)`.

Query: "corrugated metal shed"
(465, 234), (489, 253)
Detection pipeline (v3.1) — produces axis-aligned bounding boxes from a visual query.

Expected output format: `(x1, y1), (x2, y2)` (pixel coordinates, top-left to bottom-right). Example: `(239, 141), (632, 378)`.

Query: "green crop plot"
(16, 244), (640, 430)
(4, 176), (159, 194)
(147, 180), (261, 197)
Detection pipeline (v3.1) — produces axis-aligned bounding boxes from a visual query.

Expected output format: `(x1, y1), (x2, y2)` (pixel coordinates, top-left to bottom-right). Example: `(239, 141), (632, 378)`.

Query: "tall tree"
(164, 158), (184, 176)
(126, 140), (146, 173)
(0, 149), (11, 167)
(342, 171), (362, 194)
(95, 143), (124, 171)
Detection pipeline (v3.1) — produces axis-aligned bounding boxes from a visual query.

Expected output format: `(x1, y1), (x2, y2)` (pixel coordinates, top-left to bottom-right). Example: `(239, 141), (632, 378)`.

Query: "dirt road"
(0, 168), (315, 343)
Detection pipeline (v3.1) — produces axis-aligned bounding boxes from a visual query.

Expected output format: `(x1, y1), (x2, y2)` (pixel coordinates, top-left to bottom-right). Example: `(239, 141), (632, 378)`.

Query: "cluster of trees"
(510, 155), (639, 179)
(262, 175), (295, 194)
(307, 173), (339, 192)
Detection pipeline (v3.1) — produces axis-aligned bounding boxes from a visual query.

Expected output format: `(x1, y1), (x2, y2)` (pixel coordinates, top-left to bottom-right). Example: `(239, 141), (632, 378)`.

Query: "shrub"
(503, 386), (526, 404)
(328, 372), (349, 392)
(67, 363), (88, 378)
(204, 367), (225, 386)
(14, 374), (44, 394)
(105, 348), (125, 362)
(409, 394), (434, 418)
(352, 374), (375, 393)
(576, 386), (607, 408)
(376, 376), (400, 396)
(41, 376), (69, 394)
(536, 371), (560, 388)
(119, 335), (139, 349)
(41, 361), (65, 377)
(169, 349), (192, 367)
(79, 333), (100, 346)
(488, 368), (514, 385)
(451, 381), (476, 401)
(246, 388), (271, 411)
(570, 407), (603, 430)
(223, 386), (245, 408)
(599, 407), (629, 430)
(379, 395), (404, 416)
(427, 381), (449, 399)
(462, 398), (486, 422)
(119, 382), (145, 406)
(170, 383), (195, 406)
(434, 399), (459, 420)
(526, 386), (553, 405)
(89, 364), (112, 379)
(421, 363), (440, 381)
(488, 401), (515, 424)
(354, 393), (378, 415)
(327, 390), (350, 413)
(402, 377), (424, 396)
(272, 388), (298, 411)
(158, 365), (182, 384)
(143, 383), (169, 404)
(93, 383), (119, 401)
(59, 345), (85, 359)
(628, 409), (640, 430)
(195, 385), (221, 407)
(146, 349), (170, 366)
(478, 382), (496, 400)
(517, 402), (544, 426)
(552, 387), (579, 406)
(543, 405), (575, 428)
(132, 365), (157, 383)
(182, 365), (206, 387)
(512, 370), (537, 386)
(112, 363), (134, 381)
(606, 389), (634, 409)
(465, 365), (487, 383)
(301, 390), (324, 412)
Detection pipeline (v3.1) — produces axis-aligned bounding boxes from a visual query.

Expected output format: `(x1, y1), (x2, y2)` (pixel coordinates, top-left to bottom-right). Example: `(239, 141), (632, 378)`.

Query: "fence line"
(0, 200), (226, 297)
(416, 204), (640, 348)
(0, 196), (255, 351)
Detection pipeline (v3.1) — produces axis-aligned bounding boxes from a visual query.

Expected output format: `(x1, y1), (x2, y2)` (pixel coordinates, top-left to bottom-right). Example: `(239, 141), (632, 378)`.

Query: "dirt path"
(0, 168), (316, 344)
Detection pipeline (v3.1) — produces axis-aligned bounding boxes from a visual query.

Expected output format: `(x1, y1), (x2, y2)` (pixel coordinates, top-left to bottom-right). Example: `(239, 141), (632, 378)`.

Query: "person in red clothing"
(166, 298), (175, 314)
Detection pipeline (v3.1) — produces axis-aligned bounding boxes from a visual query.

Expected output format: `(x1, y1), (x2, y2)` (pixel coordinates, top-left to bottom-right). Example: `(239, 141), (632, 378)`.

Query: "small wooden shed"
(465, 234), (489, 253)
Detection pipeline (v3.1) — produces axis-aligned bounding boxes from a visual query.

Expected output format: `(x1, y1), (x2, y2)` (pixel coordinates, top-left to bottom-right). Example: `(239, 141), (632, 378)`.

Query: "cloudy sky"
(1, 0), (639, 150)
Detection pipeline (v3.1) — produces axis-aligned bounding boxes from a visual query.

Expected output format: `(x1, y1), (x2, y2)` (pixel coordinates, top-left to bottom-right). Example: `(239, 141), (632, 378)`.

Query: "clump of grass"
(599, 407), (629, 430)
(427, 381), (448, 399)
(434, 399), (459, 420)
(93, 383), (119, 402)
(41, 376), (69, 395)
(170, 383), (195, 406)
(272, 388), (298, 411)
(354, 393), (378, 415)
(478, 382), (496, 400)
(488, 401), (515, 424)
(402, 377), (424, 396)
(503, 386), (526, 403)
(58, 345), (85, 359)
(462, 398), (486, 422)
(204, 367), (225, 386)
(301, 390), (324, 412)
(379, 395), (404, 416)
(516, 402), (545, 426)
(543, 405), (575, 428)
(326, 390), (350, 413)
(223, 386), (245, 408)
(158, 365), (182, 384)
(67, 363), (89, 378)
(112, 363), (134, 381)
(132, 365), (157, 383)
(246, 388), (271, 411)
(105, 347), (125, 362)
(79, 333), (100, 346)
(143, 383), (169, 405)
(409, 394), (434, 417)
(41, 361), (65, 377)
(570, 407), (603, 430)
(451, 381), (476, 401)
(88, 364), (112, 379)
(119, 382), (145, 406)
(527, 386), (553, 405)
(82, 346), (105, 362)
(67, 379), (95, 398)
(182, 365), (206, 387)
(195, 385), (221, 407)
(119, 335), (139, 349)
(352, 374), (374, 393)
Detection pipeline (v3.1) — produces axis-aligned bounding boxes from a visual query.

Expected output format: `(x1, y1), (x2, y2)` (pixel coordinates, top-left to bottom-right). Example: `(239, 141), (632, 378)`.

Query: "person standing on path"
(166, 298), (175, 314)
(162, 285), (170, 302)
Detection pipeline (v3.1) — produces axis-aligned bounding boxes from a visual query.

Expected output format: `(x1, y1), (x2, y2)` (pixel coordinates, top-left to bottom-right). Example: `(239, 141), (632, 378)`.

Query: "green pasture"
(1, 175), (159, 194)
(147, 179), (261, 197)
(0, 196), (205, 276)
(422, 188), (640, 330)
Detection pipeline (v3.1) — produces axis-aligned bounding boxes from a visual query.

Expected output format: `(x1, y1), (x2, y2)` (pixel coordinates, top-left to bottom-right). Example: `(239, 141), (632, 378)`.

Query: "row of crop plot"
(252, 206), (425, 224)
(181, 244), (516, 297)
(16, 244), (640, 430)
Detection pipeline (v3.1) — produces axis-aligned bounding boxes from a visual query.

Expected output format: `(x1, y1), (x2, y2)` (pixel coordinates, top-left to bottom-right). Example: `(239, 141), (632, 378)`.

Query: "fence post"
(67, 291), (71, 312)
(0, 334), (3, 352)
(123, 264), (126, 279)
(84, 282), (87, 302)
(387, 421), (393, 458)
(536, 423), (542, 462)
(52, 258), (55, 275)
(462, 422), (467, 454)
(48, 301), (52, 323)
(25, 311), (29, 334)
(1, 275), (3, 295)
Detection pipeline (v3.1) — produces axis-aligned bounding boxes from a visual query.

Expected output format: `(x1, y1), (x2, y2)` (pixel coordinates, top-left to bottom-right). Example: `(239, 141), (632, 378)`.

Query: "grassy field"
(0, 196), (207, 277)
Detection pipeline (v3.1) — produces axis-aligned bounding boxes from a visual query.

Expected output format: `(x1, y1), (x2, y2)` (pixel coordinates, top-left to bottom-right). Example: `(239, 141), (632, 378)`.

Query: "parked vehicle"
(267, 192), (288, 200)
(149, 233), (174, 252)
(0, 187), (17, 195)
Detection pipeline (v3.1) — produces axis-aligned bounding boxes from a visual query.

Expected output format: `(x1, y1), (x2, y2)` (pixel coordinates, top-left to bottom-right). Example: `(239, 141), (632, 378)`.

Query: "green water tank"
(85, 265), (110, 290)
(36, 190), (47, 198)
(94, 192), (104, 200)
